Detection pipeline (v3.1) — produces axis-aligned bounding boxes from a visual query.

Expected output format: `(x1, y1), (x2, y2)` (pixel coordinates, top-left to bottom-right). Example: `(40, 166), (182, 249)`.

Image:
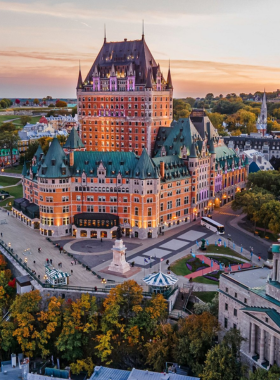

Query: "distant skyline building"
(256, 91), (267, 136)
(76, 32), (173, 156)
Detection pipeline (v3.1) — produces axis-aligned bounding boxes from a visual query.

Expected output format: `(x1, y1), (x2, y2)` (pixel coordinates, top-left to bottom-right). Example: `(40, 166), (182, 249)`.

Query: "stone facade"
(219, 244), (280, 371)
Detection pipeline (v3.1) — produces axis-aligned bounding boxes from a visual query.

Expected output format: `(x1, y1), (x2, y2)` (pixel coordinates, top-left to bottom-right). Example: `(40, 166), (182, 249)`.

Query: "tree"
(10, 290), (42, 357)
(247, 171), (280, 197)
(0, 122), (20, 167)
(193, 294), (219, 317)
(248, 365), (280, 380)
(15, 99), (20, 106)
(173, 99), (192, 120)
(20, 116), (31, 126)
(201, 329), (245, 380)
(205, 93), (214, 101)
(23, 141), (39, 163)
(70, 357), (94, 377)
(33, 99), (39, 105)
(56, 100), (67, 107)
(56, 294), (97, 362)
(174, 312), (219, 375)
(71, 106), (77, 117)
(185, 97), (196, 107)
(145, 323), (175, 372)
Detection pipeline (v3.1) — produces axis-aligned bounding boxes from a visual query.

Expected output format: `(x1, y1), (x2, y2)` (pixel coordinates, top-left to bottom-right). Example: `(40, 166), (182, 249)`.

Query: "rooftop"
(225, 267), (270, 289)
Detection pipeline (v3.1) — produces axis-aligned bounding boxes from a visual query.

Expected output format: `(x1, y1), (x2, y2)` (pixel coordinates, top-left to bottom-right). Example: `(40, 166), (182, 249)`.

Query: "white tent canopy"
(143, 272), (178, 287)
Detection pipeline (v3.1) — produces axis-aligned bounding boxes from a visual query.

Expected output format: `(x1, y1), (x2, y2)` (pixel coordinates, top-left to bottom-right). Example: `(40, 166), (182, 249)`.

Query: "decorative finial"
(104, 24), (106, 43)
(142, 19), (144, 40)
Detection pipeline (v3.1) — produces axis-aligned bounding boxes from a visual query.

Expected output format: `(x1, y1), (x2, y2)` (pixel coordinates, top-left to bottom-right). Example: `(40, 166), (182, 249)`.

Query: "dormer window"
(51, 158), (56, 166)
(61, 168), (66, 175)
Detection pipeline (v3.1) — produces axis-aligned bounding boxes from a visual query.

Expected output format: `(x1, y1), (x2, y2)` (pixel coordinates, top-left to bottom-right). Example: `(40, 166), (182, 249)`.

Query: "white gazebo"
(143, 272), (178, 294)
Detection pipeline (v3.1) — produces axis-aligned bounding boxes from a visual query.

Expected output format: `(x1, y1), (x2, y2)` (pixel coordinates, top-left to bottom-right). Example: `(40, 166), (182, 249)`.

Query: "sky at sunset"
(1, 0), (280, 98)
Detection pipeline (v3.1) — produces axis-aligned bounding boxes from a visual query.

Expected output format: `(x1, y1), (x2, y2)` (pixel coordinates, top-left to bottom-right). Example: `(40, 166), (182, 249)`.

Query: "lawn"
(171, 255), (209, 276)
(0, 115), (21, 123)
(192, 276), (219, 285)
(206, 255), (245, 267)
(2, 165), (23, 174)
(206, 244), (246, 259)
(3, 185), (23, 199)
(0, 177), (21, 187)
(192, 291), (217, 303)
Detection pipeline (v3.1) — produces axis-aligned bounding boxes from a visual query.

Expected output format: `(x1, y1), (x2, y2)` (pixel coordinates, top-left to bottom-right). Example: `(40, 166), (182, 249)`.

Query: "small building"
(16, 275), (32, 294)
(89, 366), (199, 380)
(45, 266), (70, 286)
(238, 149), (274, 172)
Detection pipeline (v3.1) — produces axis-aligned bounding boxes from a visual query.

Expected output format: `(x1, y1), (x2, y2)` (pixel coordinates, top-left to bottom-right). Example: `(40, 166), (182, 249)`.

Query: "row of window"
(79, 96), (172, 102)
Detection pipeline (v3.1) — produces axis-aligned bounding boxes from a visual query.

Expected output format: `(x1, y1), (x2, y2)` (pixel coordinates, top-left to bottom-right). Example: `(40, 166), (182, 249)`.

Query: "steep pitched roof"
(38, 138), (71, 178)
(63, 128), (84, 150)
(154, 118), (201, 157)
(145, 67), (153, 88)
(166, 66), (173, 89)
(133, 148), (158, 179)
(34, 145), (43, 162)
(77, 66), (83, 89)
(84, 37), (160, 85)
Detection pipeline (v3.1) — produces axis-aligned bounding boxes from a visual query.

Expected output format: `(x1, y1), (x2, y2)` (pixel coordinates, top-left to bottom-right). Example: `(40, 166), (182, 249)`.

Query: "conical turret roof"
(76, 66), (83, 89)
(64, 128), (84, 150)
(166, 66), (173, 89)
(38, 138), (70, 178)
(133, 148), (158, 179)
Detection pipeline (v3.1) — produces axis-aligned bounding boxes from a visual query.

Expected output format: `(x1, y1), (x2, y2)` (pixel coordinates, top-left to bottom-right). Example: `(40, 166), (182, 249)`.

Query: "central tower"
(77, 33), (173, 156)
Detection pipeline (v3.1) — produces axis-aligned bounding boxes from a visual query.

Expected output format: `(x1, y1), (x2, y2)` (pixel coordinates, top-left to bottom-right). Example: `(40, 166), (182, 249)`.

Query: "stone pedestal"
(108, 239), (130, 274)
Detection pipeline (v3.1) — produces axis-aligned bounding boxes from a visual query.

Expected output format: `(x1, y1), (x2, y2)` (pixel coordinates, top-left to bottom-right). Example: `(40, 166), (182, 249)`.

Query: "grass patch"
(0, 115), (20, 123)
(0, 177), (20, 187)
(192, 276), (219, 285)
(206, 255), (246, 267)
(192, 291), (217, 303)
(0, 198), (13, 210)
(3, 165), (23, 174)
(206, 244), (246, 259)
(171, 255), (209, 276)
(3, 185), (23, 199)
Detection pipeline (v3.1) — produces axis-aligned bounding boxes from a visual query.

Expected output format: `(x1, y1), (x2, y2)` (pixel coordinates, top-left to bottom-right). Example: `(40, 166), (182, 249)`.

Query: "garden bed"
(171, 255), (209, 276)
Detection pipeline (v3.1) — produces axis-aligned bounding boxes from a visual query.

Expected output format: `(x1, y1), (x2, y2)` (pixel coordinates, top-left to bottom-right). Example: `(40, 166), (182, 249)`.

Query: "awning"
(143, 272), (178, 287)
(45, 266), (69, 279)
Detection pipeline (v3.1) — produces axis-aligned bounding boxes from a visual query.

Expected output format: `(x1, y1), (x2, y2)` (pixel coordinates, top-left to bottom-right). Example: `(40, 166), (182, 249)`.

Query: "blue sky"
(0, 0), (280, 98)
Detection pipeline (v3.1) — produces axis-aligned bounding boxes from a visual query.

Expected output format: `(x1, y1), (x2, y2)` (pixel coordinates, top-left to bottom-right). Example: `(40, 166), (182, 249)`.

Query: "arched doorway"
(90, 231), (97, 238)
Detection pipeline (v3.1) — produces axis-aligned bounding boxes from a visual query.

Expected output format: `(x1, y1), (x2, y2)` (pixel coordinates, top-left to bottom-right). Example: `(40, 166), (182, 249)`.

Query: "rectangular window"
(225, 303), (228, 311)
(234, 309), (237, 316)
(224, 318), (228, 329)
(148, 207), (152, 216)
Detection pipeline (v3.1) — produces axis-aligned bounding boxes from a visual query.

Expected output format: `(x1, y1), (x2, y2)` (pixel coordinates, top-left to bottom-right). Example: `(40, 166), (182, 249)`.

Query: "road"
(212, 202), (271, 260)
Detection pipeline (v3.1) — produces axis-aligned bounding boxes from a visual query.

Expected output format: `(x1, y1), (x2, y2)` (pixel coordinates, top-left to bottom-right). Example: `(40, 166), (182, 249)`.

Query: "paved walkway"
(184, 253), (252, 280)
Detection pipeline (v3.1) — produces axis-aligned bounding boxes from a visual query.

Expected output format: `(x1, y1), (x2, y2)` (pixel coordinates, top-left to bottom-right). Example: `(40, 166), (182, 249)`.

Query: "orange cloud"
(0, 54), (279, 98)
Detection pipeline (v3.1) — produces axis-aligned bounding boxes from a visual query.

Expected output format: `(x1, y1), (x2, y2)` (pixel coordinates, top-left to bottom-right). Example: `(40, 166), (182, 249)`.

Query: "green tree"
(145, 323), (175, 372)
(20, 116), (32, 126)
(248, 365), (280, 380)
(56, 294), (97, 362)
(174, 312), (219, 375)
(173, 99), (192, 120)
(0, 122), (20, 167)
(23, 141), (39, 163)
(56, 100), (67, 107)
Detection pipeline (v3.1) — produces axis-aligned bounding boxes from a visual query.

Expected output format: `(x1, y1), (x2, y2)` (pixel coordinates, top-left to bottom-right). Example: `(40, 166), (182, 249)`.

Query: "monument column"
(258, 328), (265, 364)
(269, 334), (275, 367)
(250, 323), (256, 354)
(107, 226), (130, 274)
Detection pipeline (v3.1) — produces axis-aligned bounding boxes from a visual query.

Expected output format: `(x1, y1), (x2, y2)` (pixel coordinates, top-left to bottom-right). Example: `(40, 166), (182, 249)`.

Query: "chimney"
(160, 161), (165, 178)
(69, 151), (74, 166)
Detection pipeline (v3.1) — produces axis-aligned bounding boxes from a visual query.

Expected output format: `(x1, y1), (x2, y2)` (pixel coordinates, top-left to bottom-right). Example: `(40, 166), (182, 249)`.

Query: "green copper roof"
(189, 142), (197, 158)
(38, 138), (71, 178)
(153, 155), (190, 182)
(34, 145), (43, 161)
(64, 128), (84, 150)
(241, 307), (280, 328)
(154, 118), (201, 157)
(134, 148), (158, 179)
(272, 244), (280, 253)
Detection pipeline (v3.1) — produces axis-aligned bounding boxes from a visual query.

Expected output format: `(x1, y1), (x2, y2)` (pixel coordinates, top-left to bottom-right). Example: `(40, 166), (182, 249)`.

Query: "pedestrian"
(1, 232), (2, 237)
(33, 260), (36, 264)
(94, 286), (97, 292)
(71, 261), (73, 266)
(258, 256), (261, 262)
(166, 259), (169, 265)
(46, 258), (49, 264)
(74, 259), (77, 265)
(7, 212), (9, 216)
(101, 238), (103, 243)
(71, 269), (73, 274)
(59, 247), (63, 253)
(50, 259), (52, 265)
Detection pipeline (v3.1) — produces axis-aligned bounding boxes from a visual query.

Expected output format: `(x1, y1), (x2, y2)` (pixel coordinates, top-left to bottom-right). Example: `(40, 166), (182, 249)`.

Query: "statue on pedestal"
(108, 226), (130, 274)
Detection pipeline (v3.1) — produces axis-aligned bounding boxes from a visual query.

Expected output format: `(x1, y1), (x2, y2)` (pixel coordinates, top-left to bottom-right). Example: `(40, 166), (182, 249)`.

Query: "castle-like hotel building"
(13, 34), (248, 239)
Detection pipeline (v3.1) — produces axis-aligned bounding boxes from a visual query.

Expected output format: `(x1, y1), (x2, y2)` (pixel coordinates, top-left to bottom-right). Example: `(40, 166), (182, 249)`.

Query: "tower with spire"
(256, 91), (267, 136)
(76, 27), (173, 156)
